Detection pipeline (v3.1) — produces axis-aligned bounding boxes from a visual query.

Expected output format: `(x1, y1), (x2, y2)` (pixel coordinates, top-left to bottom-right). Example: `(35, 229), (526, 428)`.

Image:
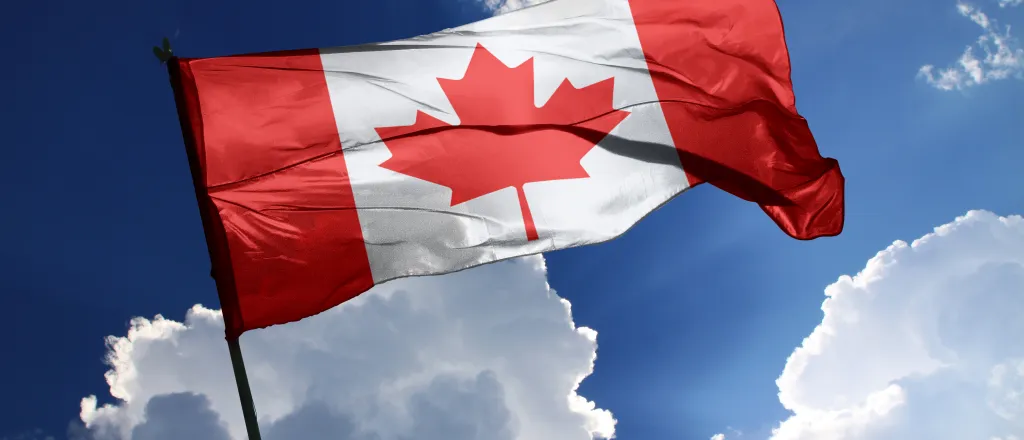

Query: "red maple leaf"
(375, 43), (629, 241)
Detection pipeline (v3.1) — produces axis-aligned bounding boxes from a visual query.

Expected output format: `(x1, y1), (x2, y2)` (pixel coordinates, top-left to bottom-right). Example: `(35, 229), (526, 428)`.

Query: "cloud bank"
(919, 1), (1023, 90)
(716, 210), (1024, 439)
(77, 256), (615, 440)
(475, 0), (549, 15)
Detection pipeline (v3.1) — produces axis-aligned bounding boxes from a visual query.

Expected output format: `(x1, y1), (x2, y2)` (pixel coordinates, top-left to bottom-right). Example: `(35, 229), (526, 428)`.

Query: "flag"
(168, 0), (845, 339)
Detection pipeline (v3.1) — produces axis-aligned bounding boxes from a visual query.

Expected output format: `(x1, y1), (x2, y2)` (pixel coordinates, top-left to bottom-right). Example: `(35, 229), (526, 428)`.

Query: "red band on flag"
(629, 0), (845, 239)
(169, 51), (373, 339)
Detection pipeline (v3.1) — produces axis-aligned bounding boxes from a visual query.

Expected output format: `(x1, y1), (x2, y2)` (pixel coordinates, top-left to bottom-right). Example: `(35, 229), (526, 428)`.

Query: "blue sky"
(1, 0), (1022, 439)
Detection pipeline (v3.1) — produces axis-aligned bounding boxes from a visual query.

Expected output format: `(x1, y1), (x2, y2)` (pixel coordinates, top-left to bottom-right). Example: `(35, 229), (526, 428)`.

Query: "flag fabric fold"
(168, 0), (845, 339)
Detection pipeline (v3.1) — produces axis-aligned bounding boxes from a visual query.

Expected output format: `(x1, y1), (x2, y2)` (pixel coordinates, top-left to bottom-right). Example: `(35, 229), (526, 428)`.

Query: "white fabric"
(320, 0), (687, 283)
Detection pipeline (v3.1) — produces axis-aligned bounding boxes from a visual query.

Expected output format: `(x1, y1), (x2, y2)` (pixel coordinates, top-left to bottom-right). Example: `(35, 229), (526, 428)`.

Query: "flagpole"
(157, 39), (264, 440)
(227, 337), (263, 440)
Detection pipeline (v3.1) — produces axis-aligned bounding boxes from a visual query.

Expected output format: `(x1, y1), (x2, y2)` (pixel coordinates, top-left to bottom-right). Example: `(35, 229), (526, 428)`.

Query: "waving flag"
(169, 0), (845, 339)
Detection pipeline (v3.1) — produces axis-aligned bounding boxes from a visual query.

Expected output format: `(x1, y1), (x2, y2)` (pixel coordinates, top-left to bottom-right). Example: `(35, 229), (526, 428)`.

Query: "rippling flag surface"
(168, 0), (845, 338)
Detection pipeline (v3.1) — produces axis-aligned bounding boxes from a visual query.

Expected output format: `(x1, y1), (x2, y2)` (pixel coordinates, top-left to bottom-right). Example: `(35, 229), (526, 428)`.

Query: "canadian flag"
(169, 0), (845, 338)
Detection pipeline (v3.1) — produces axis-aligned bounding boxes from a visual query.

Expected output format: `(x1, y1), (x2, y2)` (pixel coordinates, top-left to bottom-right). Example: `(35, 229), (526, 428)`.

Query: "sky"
(0, 0), (1022, 439)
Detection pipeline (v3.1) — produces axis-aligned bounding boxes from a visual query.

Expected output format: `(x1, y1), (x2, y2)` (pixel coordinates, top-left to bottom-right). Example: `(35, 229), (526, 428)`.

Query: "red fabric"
(169, 52), (373, 339)
(166, 0), (843, 338)
(375, 44), (630, 242)
(629, 0), (845, 239)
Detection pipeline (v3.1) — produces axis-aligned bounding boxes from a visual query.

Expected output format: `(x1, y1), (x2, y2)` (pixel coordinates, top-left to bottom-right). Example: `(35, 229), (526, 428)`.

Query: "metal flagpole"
(156, 38), (264, 439)
(227, 338), (263, 440)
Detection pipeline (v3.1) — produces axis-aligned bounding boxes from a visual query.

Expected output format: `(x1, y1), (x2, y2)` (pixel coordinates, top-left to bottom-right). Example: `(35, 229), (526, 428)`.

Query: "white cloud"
(765, 210), (1024, 439)
(475, 0), (549, 15)
(710, 426), (743, 439)
(77, 255), (615, 440)
(919, 1), (1023, 90)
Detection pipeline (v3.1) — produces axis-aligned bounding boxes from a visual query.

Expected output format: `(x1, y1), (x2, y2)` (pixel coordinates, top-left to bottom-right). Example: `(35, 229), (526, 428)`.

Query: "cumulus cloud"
(77, 255), (615, 440)
(763, 210), (1024, 439)
(919, 1), (1023, 90)
(475, 0), (549, 15)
